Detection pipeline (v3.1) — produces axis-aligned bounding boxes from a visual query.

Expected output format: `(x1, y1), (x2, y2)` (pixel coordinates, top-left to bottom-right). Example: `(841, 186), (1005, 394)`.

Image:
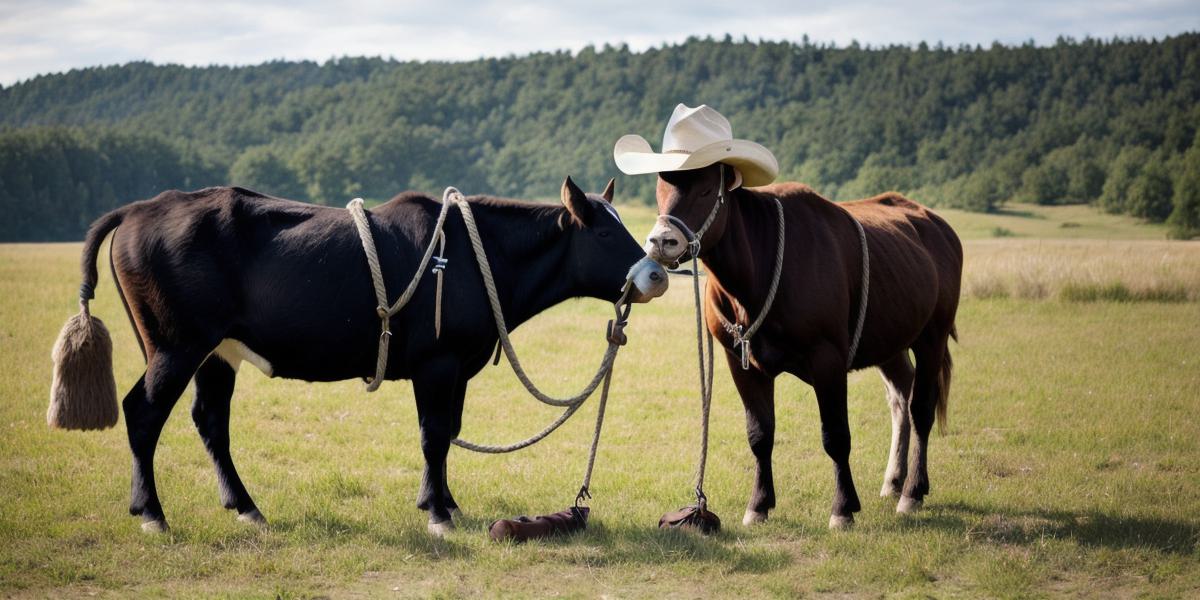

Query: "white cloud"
(0, 0), (1196, 85)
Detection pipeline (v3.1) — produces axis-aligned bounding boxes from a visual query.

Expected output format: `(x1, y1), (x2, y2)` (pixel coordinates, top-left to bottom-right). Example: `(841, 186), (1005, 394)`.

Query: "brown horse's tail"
(936, 324), (957, 435)
(47, 208), (126, 430)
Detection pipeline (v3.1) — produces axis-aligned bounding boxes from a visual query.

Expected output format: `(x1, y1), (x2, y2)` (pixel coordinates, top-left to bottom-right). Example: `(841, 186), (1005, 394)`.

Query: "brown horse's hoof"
(140, 519), (169, 534)
(896, 496), (923, 514)
(828, 514), (854, 530)
(742, 510), (768, 526)
(237, 509), (268, 527)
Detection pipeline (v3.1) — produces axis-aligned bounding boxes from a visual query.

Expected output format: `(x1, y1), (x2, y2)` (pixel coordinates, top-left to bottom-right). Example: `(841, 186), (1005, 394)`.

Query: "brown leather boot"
(489, 506), (589, 542)
(659, 505), (721, 534)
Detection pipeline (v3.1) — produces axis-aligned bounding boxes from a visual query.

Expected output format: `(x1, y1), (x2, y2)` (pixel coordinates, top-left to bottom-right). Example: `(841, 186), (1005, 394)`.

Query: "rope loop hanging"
(347, 187), (633, 460)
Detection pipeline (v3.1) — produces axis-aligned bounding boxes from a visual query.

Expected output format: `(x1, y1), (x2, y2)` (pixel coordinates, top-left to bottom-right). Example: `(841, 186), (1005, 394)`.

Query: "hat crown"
(662, 104), (733, 154)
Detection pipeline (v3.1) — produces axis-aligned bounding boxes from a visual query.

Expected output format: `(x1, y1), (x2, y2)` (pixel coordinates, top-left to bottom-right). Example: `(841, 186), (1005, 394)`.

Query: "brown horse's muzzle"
(626, 256), (668, 303)
(644, 216), (690, 266)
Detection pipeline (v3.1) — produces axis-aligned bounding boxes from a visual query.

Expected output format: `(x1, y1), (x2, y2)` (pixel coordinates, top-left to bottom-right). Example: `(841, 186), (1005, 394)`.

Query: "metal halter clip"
(735, 324), (750, 370)
(431, 256), (448, 274)
(575, 485), (592, 508)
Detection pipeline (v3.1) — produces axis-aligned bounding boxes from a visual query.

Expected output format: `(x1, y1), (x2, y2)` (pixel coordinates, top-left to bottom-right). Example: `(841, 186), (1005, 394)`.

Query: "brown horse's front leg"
(813, 350), (861, 529)
(726, 352), (776, 526)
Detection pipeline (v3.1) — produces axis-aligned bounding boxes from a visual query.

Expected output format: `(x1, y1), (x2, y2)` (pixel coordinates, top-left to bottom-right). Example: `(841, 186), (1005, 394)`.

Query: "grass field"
(2, 202), (1199, 598)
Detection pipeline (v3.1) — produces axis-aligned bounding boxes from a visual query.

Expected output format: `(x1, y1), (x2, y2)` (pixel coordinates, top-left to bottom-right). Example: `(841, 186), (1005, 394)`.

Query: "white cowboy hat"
(613, 104), (779, 187)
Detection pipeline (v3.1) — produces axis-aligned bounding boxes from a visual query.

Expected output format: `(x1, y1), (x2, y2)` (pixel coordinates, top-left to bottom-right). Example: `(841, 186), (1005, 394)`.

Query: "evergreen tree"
(1167, 148), (1200, 238)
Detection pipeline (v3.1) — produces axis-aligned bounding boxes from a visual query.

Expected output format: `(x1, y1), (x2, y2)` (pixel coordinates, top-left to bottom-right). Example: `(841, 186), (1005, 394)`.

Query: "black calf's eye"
(598, 230), (611, 238)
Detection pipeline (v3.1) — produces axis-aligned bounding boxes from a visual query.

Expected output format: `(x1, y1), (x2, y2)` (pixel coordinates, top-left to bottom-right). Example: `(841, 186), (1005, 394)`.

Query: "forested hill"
(2, 34), (1198, 241)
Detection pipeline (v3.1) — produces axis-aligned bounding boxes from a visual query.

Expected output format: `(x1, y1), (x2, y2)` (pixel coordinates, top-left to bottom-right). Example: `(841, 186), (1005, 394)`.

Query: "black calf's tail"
(47, 208), (126, 430)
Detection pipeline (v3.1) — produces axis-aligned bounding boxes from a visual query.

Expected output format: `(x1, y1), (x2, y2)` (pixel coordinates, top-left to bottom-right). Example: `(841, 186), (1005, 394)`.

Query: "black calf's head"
(560, 176), (668, 303)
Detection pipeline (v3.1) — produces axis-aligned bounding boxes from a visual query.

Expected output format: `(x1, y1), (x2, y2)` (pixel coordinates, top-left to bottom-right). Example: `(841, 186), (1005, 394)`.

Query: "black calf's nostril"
(650, 273), (662, 282)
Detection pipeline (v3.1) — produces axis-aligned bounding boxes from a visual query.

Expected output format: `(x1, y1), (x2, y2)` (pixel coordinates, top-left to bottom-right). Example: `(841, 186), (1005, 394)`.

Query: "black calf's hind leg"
(412, 358), (464, 536)
(192, 356), (264, 526)
(727, 352), (777, 526)
(813, 352), (861, 529)
(124, 350), (206, 532)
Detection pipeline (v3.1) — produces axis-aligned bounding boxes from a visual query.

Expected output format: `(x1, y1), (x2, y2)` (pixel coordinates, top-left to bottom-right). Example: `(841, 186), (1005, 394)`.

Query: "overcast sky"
(1, 0), (1197, 86)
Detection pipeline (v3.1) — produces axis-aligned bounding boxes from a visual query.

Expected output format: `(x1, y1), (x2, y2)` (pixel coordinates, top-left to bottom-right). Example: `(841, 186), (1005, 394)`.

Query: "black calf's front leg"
(412, 358), (465, 536)
(727, 352), (777, 526)
(192, 356), (264, 525)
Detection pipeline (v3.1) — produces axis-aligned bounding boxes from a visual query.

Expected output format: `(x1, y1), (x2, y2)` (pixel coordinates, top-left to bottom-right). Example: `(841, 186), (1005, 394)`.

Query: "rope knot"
(376, 305), (389, 319)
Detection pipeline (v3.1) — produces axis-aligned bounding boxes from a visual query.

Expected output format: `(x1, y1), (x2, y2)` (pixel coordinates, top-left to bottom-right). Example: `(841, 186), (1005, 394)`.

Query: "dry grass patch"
(964, 239), (1200, 302)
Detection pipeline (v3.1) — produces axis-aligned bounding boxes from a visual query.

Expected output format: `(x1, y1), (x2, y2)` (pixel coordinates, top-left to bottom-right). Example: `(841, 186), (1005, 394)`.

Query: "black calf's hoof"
(237, 509), (268, 527)
(140, 519), (169, 534)
(829, 514), (854, 530)
(427, 519), (455, 538)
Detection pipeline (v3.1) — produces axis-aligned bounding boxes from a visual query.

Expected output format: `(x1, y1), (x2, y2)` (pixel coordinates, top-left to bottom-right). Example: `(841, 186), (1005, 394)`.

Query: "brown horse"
(644, 164), (962, 528)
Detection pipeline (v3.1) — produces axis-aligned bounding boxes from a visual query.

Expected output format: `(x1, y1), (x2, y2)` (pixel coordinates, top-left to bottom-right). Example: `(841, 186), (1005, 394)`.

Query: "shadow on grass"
(916, 501), (1198, 556)
(265, 509), (477, 560)
(579, 520), (794, 573)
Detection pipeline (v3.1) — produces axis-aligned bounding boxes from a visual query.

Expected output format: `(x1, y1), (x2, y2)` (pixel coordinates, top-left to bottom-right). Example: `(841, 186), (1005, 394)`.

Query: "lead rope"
(716, 197), (786, 370)
(688, 251), (717, 510)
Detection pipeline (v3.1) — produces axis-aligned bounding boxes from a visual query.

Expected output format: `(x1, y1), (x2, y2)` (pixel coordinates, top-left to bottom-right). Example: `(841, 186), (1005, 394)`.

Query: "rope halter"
(656, 164), (728, 267)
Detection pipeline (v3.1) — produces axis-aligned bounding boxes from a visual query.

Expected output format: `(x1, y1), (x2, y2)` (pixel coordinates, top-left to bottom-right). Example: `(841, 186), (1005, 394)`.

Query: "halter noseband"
(661, 163), (727, 264)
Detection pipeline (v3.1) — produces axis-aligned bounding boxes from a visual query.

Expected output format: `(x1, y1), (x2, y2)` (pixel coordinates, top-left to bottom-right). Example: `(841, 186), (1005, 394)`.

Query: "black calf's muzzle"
(625, 256), (669, 302)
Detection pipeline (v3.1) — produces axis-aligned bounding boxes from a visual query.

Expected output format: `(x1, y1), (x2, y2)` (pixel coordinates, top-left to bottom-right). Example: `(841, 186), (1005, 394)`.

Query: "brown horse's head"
(643, 163), (742, 267)
(560, 176), (668, 303)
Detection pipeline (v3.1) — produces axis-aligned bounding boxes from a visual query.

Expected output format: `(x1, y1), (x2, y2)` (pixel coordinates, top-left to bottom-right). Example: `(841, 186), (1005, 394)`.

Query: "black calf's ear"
(561, 176), (591, 226)
(601, 178), (615, 203)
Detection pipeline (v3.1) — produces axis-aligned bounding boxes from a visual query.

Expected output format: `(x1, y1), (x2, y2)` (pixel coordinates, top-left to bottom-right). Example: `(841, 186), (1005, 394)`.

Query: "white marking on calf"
(213, 339), (274, 377)
(601, 202), (622, 224)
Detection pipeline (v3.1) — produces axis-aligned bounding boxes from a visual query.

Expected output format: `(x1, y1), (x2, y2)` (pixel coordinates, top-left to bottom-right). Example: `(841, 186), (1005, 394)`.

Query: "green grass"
(2, 221), (1199, 597)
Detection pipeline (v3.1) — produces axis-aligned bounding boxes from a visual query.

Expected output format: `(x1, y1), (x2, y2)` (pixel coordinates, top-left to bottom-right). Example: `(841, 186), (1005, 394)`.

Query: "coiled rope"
(347, 188), (630, 458)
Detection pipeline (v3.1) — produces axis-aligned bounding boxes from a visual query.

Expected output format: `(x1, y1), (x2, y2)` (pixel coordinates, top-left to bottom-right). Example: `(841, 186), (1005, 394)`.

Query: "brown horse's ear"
(727, 167), (744, 191)
(561, 176), (591, 226)
(601, 178), (615, 203)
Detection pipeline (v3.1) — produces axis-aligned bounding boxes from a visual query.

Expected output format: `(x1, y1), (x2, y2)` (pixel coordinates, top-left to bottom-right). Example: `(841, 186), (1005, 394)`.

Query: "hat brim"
(613, 135), (779, 187)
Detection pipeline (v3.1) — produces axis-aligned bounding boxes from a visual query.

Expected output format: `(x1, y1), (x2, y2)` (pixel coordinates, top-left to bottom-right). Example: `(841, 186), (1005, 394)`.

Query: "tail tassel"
(47, 300), (118, 430)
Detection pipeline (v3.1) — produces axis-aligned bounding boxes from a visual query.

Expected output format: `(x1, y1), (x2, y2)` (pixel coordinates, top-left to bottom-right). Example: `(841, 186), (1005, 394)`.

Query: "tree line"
(1, 33), (1198, 241)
